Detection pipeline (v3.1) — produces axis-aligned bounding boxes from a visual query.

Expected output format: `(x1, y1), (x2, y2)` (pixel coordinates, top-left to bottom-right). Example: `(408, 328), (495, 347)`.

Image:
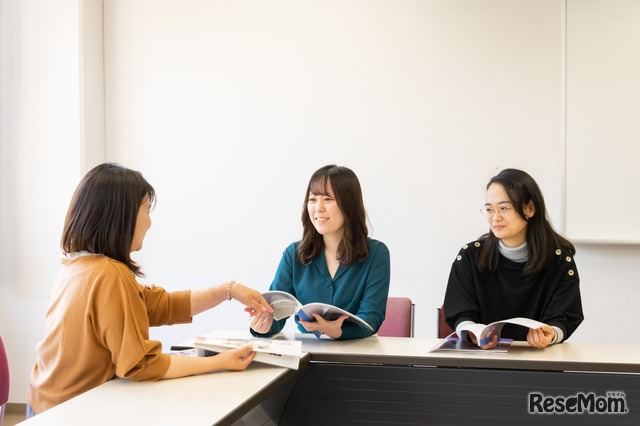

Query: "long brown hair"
(477, 168), (575, 276)
(297, 165), (369, 265)
(61, 163), (155, 276)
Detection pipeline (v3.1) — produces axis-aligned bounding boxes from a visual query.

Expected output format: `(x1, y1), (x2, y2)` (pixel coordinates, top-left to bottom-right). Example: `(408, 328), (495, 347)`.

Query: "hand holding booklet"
(459, 317), (547, 346)
(430, 317), (548, 352)
(263, 290), (373, 338)
(194, 335), (306, 369)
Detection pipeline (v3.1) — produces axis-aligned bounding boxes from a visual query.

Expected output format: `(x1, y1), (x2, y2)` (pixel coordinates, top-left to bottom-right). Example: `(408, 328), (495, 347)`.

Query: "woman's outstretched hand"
(229, 282), (273, 315)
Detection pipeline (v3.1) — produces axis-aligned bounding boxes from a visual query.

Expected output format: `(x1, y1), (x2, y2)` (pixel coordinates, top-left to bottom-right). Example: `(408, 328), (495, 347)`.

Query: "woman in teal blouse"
(250, 165), (390, 340)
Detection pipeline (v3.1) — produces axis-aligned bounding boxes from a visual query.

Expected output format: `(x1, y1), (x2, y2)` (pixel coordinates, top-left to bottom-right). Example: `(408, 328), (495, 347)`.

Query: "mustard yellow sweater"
(29, 254), (191, 413)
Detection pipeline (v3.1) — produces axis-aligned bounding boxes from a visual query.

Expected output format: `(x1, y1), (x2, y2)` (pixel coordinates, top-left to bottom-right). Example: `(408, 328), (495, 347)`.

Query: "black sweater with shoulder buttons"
(443, 240), (584, 341)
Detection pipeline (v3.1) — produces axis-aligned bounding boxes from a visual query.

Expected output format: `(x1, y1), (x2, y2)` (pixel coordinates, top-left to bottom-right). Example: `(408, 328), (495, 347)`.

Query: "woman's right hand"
(469, 332), (499, 350)
(163, 344), (255, 379)
(213, 344), (256, 371)
(229, 282), (273, 315)
(249, 310), (274, 334)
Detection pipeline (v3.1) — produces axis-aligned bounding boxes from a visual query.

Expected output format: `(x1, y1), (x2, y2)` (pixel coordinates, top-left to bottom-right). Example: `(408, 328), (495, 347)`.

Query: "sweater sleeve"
(443, 243), (482, 330)
(143, 286), (192, 326)
(539, 250), (584, 341)
(93, 267), (171, 382)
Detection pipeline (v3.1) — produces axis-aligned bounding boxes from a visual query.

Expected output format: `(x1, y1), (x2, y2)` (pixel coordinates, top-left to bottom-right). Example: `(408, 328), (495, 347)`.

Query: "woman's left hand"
(299, 314), (348, 339)
(527, 325), (555, 348)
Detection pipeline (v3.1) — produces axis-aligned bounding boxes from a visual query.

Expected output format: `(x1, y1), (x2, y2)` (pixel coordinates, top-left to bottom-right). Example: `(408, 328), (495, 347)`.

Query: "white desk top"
(20, 363), (294, 426)
(20, 332), (640, 425)
(205, 330), (640, 374)
(307, 335), (640, 373)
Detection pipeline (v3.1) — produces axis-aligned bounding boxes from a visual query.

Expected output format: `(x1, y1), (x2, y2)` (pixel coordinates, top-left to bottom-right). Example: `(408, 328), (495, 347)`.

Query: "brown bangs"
(308, 174), (330, 196)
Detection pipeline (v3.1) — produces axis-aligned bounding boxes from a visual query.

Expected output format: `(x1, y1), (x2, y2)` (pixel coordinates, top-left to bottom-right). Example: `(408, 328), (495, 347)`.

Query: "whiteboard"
(565, 0), (640, 244)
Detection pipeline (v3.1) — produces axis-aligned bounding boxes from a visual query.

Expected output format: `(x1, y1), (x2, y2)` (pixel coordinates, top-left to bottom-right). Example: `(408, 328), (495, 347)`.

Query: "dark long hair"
(476, 168), (575, 276)
(297, 165), (369, 265)
(61, 163), (155, 276)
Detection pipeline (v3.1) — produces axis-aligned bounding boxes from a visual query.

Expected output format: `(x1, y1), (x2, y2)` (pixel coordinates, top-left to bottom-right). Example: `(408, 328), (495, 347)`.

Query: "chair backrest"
(378, 297), (414, 337)
(0, 335), (10, 425)
(437, 304), (455, 338)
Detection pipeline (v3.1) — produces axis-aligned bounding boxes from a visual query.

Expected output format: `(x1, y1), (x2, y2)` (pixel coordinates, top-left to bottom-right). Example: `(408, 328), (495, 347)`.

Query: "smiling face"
(485, 183), (534, 247)
(307, 180), (345, 241)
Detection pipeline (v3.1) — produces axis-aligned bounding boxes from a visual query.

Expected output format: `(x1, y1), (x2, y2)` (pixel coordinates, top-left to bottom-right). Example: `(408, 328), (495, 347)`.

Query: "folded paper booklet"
(194, 336), (306, 369)
(430, 317), (548, 352)
(457, 317), (547, 346)
(429, 334), (513, 353)
(263, 290), (373, 338)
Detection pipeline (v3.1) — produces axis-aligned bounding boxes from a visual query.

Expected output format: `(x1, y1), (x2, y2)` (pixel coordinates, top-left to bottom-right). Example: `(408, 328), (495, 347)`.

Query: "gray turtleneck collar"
(499, 240), (528, 263)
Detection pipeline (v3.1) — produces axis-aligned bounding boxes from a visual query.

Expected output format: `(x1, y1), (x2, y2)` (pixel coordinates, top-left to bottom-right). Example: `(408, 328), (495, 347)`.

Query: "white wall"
(1, 0), (639, 405)
(0, 0), (87, 406)
(104, 0), (567, 349)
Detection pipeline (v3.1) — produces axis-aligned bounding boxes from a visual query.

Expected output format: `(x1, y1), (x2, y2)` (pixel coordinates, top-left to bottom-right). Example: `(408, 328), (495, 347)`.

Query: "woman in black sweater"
(443, 168), (584, 349)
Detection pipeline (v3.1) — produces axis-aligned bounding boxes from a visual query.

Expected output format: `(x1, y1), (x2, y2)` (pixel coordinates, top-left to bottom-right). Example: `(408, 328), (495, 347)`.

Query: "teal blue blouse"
(255, 238), (390, 340)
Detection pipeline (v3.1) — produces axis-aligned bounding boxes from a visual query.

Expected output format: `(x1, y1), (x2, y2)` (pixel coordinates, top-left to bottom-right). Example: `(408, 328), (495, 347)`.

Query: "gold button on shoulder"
(474, 242), (481, 247)
(566, 256), (572, 262)
(568, 270), (575, 276)
(555, 249), (561, 255)
(463, 244), (468, 249)
(457, 255), (462, 261)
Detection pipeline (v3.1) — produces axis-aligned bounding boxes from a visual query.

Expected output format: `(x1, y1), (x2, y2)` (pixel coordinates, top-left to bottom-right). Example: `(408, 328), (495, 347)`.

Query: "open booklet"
(193, 335), (306, 370)
(429, 334), (514, 353)
(430, 317), (547, 352)
(263, 290), (373, 338)
(458, 317), (547, 346)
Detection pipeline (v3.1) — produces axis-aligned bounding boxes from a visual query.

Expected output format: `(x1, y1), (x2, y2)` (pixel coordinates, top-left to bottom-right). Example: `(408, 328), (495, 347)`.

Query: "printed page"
(482, 317), (547, 341)
(458, 317), (547, 346)
(429, 334), (513, 353)
(262, 290), (302, 320)
(458, 323), (491, 343)
(195, 336), (303, 356)
(298, 303), (373, 331)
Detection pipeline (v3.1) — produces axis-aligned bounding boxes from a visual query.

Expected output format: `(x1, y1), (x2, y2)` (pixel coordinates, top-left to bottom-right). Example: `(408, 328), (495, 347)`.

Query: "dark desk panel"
(281, 363), (640, 426)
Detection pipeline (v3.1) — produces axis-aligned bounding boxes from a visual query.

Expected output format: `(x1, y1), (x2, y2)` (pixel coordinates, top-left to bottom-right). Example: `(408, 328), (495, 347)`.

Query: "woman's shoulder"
(64, 254), (134, 278)
(457, 238), (487, 254)
(367, 238), (390, 255)
(550, 244), (574, 256)
(367, 238), (387, 249)
(548, 245), (577, 267)
(60, 255), (137, 295)
(450, 238), (488, 265)
(285, 241), (299, 252)
(279, 241), (301, 260)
